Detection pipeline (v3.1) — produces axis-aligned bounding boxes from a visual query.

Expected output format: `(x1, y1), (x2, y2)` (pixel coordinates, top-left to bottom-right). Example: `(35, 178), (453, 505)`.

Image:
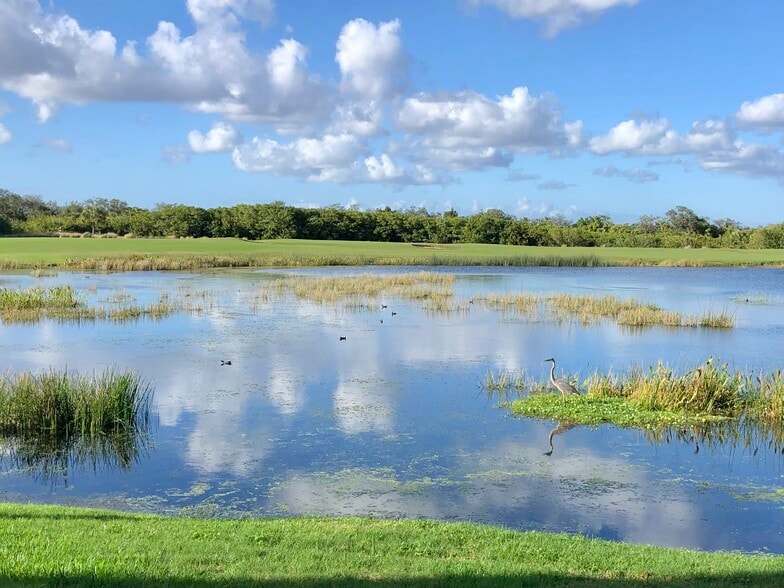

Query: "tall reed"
(0, 369), (152, 438)
(584, 358), (780, 419)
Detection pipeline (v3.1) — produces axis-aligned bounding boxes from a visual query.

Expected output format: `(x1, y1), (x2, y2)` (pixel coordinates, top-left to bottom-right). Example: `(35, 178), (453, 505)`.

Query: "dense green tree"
(462, 209), (512, 244)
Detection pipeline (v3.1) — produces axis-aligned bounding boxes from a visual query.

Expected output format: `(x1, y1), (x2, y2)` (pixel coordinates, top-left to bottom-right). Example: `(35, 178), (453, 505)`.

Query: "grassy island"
(499, 358), (784, 430)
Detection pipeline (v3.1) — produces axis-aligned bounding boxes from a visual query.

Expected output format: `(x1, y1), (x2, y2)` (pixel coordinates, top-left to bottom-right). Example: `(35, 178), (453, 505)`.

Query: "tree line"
(1, 188), (782, 249)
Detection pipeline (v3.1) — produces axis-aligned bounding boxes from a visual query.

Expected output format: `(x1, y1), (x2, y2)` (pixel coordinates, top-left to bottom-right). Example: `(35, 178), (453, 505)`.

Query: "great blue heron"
(544, 357), (579, 399)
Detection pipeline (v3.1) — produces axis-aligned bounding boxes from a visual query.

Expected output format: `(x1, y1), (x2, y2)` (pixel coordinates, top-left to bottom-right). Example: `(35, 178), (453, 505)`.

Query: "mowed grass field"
(1, 503), (783, 587)
(1, 237), (783, 269)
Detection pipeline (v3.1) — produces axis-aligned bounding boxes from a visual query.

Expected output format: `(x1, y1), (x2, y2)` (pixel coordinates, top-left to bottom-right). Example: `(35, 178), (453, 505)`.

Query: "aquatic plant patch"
(0, 285), (184, 323)
(502, 358), (784, 429)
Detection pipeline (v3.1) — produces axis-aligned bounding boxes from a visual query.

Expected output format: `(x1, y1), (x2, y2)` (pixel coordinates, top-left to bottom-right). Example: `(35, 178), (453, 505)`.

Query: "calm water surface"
(1, 266), (784, 553)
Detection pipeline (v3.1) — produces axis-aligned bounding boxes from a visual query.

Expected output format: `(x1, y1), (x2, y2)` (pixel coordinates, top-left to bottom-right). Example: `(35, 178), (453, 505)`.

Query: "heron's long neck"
(549, 362), (556, 382)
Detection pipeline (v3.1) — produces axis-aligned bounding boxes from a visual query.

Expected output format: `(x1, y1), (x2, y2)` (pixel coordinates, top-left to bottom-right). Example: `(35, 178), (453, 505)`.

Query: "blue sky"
(0, 0), (782, 225)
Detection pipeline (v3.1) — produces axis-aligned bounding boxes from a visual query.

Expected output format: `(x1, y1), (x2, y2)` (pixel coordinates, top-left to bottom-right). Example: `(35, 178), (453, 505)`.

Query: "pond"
(1, 266), (784, 553)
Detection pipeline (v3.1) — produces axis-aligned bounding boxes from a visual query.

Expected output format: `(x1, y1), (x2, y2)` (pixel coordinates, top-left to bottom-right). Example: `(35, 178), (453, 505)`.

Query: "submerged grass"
(0, 369), (151, 439)
(267, 271), (456, 308)
(477, 291), (735, 329)
(2, 503), (784, 587)
(0, 286), (181, 323)
(506, 358), (784, 429)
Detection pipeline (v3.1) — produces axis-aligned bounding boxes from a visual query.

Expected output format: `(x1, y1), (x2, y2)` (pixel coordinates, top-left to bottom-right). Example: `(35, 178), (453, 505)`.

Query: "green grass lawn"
(1, 237), (783, 269)
(1, 503), (783, 587)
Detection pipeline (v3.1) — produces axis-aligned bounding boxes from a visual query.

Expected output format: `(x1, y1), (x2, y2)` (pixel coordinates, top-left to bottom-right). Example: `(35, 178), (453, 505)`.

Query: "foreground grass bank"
(1, 504), (782, 587)
(2, 237), (784, 269)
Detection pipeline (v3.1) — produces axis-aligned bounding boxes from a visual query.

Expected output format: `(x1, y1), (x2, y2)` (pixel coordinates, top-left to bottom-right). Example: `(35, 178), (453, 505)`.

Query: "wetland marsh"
(1, 266), (783, 553)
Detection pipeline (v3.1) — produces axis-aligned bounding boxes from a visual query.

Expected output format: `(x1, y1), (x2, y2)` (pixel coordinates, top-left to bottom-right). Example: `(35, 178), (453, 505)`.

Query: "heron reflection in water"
(544, 422), (579, 456)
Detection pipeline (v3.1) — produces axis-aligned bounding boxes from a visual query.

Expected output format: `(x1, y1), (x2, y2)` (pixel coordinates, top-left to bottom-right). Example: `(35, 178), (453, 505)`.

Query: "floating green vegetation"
(739, 488), (784, 502)
(0, 285), (182, 323)
(508, 394), (715, 429)
(505, 358), (784, 429)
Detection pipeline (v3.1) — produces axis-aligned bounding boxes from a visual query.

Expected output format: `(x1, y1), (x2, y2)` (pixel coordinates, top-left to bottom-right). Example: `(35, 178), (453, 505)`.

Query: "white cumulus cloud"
(231, 133), (365, 179)
(188, 121), (242, 152)
(397, 86), (580, 170)
(0, 123), (11, 145)
(589, 118), (733, 156)
(336, 19), (407, 100)
(232, 133), (445, 185)
(469, 0), (640, 37)
(700, 141), (784, 180)
(736, 93), (784, 131)
(0, 0), (326, 129)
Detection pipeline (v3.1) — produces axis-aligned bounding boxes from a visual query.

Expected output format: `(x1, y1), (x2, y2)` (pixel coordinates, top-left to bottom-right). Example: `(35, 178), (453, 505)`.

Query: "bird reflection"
(544, 421), (579, 456)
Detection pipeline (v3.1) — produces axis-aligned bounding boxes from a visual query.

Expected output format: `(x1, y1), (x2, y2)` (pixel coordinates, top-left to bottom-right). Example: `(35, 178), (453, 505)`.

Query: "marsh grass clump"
(483, 370), (511, 392)
(0, 285), (96, 322)
(0, 285), (183, 323)
(483, 370), (533, 395)
(106, 301), (175, 321)
(267, 272), (456, 308)
(586, 358), (745, 415)
(749, 371), (784, 424)
(617, 307), (686, 327)
(0, 285), (83, 310)
(475, 292), (539, 313)
(545, 293), (734, 329)
(698, 309), (735, 329)
(0, 369), (151, 439)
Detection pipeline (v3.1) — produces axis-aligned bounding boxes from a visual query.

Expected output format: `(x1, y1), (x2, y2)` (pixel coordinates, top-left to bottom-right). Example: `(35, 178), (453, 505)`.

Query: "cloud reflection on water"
(3, 268), (784, 552)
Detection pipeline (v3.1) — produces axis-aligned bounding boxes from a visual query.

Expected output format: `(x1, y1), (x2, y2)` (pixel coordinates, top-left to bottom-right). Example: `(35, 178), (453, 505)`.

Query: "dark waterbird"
(221, 360), (232, 366)
(339, 336), (347, 341)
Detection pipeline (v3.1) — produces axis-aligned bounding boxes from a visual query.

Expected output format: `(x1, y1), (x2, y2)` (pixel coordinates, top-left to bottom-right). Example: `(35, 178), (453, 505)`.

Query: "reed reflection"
(1, 425), (153, 486)
(0, 368), (154, 486)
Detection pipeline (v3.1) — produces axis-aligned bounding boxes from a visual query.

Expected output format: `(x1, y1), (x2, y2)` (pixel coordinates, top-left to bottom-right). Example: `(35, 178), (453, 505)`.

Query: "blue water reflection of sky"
(1, 267), (783, 553)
